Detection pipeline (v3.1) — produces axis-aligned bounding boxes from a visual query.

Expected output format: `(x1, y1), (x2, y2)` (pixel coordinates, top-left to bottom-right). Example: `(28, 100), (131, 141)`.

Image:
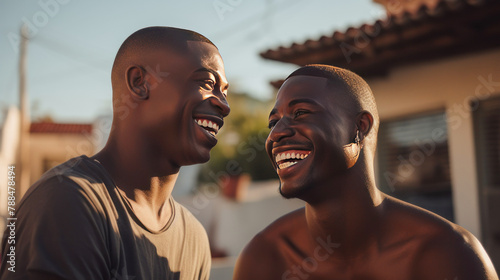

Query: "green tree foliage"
(198, 92), (278, 184)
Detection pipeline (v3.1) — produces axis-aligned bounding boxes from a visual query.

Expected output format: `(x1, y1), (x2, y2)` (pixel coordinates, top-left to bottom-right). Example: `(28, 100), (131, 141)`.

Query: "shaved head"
(111, 26), (216, 91)
(286, 64), (379, 141)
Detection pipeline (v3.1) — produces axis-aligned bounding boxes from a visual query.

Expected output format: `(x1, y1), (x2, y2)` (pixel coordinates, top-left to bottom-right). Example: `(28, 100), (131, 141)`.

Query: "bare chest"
(276, 237), (420, 280)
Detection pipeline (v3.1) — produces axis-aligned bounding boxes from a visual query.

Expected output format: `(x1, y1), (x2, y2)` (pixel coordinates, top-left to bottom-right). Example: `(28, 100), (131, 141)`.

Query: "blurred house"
(260, 0), (500, 270)
(29, 122), (95, 192)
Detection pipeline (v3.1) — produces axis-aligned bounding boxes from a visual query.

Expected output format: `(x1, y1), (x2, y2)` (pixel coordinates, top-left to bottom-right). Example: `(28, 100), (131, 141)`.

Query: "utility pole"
(18, 24), (30, 198)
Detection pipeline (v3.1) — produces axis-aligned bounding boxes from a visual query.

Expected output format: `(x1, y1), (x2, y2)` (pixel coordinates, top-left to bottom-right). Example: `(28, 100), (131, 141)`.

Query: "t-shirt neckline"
(82, 155), (176, 234)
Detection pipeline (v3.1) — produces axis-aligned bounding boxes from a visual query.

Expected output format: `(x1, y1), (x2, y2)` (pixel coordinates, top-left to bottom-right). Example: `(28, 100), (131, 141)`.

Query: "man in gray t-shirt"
(0, 26), (230, 280)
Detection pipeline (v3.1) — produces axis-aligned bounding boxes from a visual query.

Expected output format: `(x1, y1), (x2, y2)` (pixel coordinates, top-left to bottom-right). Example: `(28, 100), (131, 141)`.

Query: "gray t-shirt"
(0, 156), (211, 280)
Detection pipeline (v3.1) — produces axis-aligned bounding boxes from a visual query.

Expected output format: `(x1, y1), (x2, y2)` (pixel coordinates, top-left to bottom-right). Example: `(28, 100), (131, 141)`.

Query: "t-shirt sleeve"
(0, 176), (110, 280)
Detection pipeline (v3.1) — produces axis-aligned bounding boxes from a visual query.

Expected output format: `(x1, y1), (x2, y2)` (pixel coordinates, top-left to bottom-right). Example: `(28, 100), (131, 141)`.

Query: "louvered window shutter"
(474, 96), (500, 270)
(377, 111), (453, 221)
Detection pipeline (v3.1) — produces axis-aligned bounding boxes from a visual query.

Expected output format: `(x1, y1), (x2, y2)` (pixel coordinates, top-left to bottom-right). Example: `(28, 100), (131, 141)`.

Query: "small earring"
(355, 130), (360, 145)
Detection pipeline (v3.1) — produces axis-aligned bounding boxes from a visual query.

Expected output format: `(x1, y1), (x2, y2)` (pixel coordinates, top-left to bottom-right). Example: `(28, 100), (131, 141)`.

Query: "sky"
(0, 0), (385, 123)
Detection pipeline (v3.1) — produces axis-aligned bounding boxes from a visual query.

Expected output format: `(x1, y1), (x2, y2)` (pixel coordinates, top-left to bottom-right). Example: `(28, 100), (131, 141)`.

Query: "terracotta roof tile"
(30, 122), (92, 134)
(261, 0), (500, 79)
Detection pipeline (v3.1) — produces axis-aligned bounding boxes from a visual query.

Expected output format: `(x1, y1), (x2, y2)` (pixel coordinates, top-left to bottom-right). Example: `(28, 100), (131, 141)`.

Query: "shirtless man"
(233, 65), (498, 280)
(0, 27), (229, 279)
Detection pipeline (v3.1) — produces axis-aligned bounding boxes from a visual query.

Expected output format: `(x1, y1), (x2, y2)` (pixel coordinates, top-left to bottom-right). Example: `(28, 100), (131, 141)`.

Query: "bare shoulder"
(233, 207), (306, 280)
(256, 206), (307, 239)
(415, 224), (498, 279)
(383, 196), (498, 279)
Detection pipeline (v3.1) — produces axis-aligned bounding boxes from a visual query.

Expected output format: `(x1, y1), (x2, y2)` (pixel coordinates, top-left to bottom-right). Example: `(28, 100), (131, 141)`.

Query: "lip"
(193, 113), (224, 139)
(193, 113), (224, 149)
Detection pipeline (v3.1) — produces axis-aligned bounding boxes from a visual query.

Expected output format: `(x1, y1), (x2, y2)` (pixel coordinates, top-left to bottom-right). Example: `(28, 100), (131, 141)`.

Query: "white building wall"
(0, 107), (21, 230)
(368, 48), (500, 238)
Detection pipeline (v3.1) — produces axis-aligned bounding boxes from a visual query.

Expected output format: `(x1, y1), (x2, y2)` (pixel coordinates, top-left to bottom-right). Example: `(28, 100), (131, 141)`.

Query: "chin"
(188, 153), (211, 166)
(192, 144), (214, 162)
(198, 154), (211, 164)
(278, 180), (308, 199)
(174, 149), (210, 167)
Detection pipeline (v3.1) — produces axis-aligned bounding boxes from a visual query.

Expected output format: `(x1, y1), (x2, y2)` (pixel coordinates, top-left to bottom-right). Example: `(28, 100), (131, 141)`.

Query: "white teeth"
(194, 118), (220, 135)
(278, 161), (298, 169)
(274, 151), (311, 168)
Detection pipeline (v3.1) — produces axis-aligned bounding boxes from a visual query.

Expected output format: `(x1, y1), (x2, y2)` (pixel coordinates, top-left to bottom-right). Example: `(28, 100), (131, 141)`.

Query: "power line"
(209, 0), (302, 43)
(31, 34), (110, 73)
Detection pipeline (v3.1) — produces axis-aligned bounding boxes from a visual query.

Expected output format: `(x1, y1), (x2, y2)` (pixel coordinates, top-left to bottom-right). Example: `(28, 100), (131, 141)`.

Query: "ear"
(356, 111), (374, 142)
(343, 111), (373, 169)
(125, 66), (149, 100)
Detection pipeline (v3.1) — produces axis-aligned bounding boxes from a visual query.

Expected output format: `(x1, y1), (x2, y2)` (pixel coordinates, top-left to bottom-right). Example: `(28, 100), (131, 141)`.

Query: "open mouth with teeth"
(194, 118), (220, 137)
(274, 150), (311, 170)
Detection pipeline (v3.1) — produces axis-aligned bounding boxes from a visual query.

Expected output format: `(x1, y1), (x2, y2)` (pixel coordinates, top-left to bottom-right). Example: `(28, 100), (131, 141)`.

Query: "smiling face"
(138, 41), (230, 170)
(266, 75), (355, 199)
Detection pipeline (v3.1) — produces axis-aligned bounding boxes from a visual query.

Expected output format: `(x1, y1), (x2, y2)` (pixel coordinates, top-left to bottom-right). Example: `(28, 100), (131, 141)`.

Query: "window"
(474, 95), (500, 271)
(475, 96), (500, 189)
(377, 111), (454, 221)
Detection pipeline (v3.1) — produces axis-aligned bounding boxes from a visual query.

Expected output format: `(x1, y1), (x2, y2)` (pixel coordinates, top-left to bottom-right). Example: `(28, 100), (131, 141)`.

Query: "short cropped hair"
(286, 64), (379, 144)
(111, 26), (216, 85)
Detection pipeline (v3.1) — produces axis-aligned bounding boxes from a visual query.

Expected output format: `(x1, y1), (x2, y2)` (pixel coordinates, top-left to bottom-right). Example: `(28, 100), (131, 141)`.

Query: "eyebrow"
(288, 98), (321, 107)
(194, 67), (229, 90)
(268, 98), (321, 119)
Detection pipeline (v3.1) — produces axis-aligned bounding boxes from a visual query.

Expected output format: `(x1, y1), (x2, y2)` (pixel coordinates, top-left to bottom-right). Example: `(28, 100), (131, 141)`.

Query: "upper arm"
(1, 176), (110, 280)
(233, 235), (265, 280)
(414, 228), (498, 280)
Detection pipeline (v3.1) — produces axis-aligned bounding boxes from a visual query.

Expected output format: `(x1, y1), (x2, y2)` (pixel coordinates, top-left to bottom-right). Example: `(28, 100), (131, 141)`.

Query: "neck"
(304, 160), (385, 260)
(92, 128), (179, 214)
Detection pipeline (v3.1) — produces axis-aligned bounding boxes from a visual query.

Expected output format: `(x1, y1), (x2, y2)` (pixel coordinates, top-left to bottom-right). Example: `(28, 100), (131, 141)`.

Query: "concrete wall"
(367, 48), (500, 238)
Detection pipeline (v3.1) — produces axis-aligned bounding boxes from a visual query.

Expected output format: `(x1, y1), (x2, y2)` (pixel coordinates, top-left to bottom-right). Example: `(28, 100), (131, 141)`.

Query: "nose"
(209, 95), (230, 118)
(268, 118), (294, 143)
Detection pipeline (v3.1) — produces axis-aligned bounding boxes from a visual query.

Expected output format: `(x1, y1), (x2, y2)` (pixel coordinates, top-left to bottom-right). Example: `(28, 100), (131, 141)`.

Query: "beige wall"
(28, 133), (95, 196)
(367, 48), (500, 238)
